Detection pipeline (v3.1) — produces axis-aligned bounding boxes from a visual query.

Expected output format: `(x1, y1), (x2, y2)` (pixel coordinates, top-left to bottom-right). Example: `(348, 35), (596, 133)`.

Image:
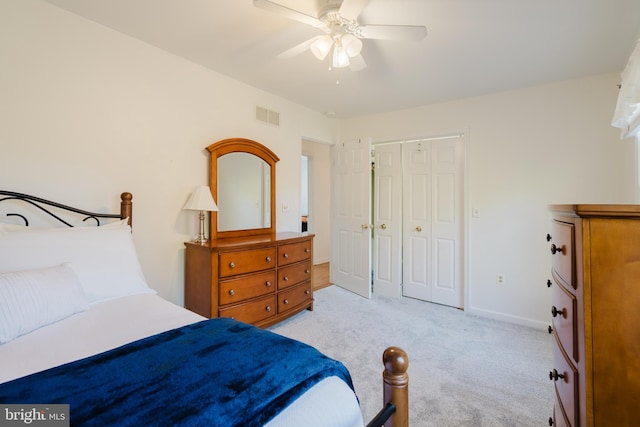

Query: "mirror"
(207, 138), (279, 240)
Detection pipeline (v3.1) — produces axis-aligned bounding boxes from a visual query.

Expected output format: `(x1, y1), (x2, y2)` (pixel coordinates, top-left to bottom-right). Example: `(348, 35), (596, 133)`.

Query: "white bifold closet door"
(401, 138), (464, 308)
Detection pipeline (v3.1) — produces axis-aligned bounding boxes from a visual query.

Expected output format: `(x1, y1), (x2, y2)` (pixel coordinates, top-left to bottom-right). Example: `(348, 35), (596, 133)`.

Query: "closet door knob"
(416, 226), (423, 232)
(380, 223), (387, 229)
(362, 224), (369, 229)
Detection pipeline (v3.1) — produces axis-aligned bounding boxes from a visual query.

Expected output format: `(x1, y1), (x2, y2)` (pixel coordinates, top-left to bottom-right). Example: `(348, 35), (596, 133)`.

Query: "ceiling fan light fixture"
(310, 35), (333, 60)
(341, 33), (362, 57)
(332, 45), (350, 68)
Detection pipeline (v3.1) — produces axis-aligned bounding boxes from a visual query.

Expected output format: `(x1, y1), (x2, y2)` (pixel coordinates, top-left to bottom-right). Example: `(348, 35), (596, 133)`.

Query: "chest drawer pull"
(265, 256), (271, 262)
(548, 325), (553, 334)
(265, 305), (272, 312)
(283, 253), (289, 259)
(551, 306), (565, 318)
(283, 299), (289, 305)
(547, 279), (552, 288)
(550, 244), (564, 255)
(549, 369), (565, 381)
(229, 289), (235, 296)
(305, 248), (310, 253)
(265, 281), (272, 287)
(305, 290), (310, 295)
(229, 262), (235, 268)
(546, 233), (552, 242)
(283, 276), (289, 281)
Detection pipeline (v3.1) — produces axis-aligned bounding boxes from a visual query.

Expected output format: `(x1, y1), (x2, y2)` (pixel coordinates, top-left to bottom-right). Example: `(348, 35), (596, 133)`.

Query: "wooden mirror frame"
(207, 138), (279, 240)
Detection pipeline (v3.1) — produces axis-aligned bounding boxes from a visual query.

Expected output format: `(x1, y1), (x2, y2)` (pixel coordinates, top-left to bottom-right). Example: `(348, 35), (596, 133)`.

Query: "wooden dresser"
(185, 232), (314, 328)
(547, 205), (640, 427)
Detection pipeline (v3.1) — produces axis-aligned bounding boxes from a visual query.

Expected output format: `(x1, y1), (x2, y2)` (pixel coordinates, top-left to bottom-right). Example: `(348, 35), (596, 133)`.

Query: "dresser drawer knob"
(305, 269), (310, 274)
(305, 290), (310, 295)
(549, 416), (554, 426)
(550, 244), (563, 255)
(551, 306), (565, 318)
(546, 233), (552, 242)
(549, 369), (565, 382)
(547, 325), (553, 334)
(283, 253), (289, 259)
(265, 281), (272, 287)
(265, 306), (272, 312)
(229, 262), (236, 268)
(283, 299), (289, 305)
(546, 279), (552, 288)
(228, 289), (235, 296)
(305, 248), (310, 253)
(266, 256), (272, 262)
(283, 276), (289, 281)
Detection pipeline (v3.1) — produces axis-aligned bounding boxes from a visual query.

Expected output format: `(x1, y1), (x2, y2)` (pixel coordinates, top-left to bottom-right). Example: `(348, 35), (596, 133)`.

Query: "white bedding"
(0, 293), (364, 427)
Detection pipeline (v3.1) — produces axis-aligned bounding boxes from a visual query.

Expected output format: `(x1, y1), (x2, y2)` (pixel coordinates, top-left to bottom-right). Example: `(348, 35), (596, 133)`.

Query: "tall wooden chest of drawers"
(547, 205), (640, 427)
(185, 232), (314, 328)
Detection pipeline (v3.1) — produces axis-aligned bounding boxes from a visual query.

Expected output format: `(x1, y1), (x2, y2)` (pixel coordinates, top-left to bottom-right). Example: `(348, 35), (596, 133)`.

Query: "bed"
(0, 190), (408, 427)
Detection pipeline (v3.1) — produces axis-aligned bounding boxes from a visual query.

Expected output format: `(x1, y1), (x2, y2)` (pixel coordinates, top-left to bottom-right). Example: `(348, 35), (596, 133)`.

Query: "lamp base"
(192, 210), (209, 245)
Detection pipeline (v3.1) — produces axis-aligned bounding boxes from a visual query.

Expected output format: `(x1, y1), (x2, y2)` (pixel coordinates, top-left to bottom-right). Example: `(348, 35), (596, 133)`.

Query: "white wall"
(339, 74), (638, 328)
(0, 0), (338, 304)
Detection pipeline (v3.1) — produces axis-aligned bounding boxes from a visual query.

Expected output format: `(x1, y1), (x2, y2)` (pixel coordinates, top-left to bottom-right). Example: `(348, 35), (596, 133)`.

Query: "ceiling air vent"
(255, 106), (280, 127)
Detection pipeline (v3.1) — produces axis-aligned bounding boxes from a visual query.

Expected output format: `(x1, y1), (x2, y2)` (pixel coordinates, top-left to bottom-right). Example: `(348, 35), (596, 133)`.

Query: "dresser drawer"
(551, 342), (579, 427)
(277, 240), (312, 266)
(219, 247), (276, 278)
(219, 271), (276, 305)
(550, 221), (575, 289)
(278, 261), (312, 290)
(551, 279), (578, 362)
(218, 295), (276, 324)
(278, 282), (312, 313)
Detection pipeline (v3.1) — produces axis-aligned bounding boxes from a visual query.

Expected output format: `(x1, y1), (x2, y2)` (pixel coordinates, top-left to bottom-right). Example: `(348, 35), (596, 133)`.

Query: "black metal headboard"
(0, 190), (132, 227)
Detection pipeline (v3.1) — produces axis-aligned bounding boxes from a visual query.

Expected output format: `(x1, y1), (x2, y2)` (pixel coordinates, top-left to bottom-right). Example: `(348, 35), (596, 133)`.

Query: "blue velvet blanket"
(0, 318), (355, 426)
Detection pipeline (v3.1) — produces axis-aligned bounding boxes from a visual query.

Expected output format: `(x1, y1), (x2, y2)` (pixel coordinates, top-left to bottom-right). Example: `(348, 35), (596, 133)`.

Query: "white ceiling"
(44, 0), (640, 119)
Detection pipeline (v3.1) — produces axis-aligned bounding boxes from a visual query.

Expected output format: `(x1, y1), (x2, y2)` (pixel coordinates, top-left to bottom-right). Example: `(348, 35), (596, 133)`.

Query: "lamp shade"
(183, 185), (218, 211)
(310, 35), (333, 60)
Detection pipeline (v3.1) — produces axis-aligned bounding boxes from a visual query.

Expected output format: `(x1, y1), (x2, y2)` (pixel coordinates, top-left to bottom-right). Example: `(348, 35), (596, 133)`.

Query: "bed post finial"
(382, 346), (409, 427)
(120, 192), (133, 228)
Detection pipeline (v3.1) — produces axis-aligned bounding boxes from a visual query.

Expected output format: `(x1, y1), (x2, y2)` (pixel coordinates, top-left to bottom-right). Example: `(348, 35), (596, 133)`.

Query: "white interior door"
(331, 138), (372, 298)
(372, 144), (402, 298)
(402, 137), (464, 308)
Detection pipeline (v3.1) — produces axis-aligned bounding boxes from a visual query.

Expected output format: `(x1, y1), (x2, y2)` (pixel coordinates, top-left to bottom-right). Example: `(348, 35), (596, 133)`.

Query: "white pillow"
(0, 264), (90, 344)
(0, 226), (154, 304)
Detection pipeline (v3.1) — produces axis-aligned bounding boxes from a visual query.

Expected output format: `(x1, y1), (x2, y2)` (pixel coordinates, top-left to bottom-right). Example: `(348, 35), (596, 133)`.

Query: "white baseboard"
(466, 306), (549, 331)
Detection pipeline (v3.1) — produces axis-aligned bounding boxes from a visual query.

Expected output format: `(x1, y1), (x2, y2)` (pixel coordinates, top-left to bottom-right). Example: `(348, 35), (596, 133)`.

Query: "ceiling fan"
(253, 0), (427, 71)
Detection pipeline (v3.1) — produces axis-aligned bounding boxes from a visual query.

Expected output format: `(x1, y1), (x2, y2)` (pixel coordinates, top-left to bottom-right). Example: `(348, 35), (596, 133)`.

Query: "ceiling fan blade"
(277, 36), (323, 59)
(349, 54), (367, 71)
(253, 0), (322, 28)
(339, 0), (369, 21)
(359, 24), (427, 41)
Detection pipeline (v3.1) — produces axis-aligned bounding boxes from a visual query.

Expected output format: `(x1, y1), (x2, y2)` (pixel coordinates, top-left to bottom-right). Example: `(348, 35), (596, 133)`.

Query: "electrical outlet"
(497, 274), (505, 285)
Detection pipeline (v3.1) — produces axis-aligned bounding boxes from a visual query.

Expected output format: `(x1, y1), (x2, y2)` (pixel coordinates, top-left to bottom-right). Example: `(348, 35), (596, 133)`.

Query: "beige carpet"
(269, 285), (554, 427)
